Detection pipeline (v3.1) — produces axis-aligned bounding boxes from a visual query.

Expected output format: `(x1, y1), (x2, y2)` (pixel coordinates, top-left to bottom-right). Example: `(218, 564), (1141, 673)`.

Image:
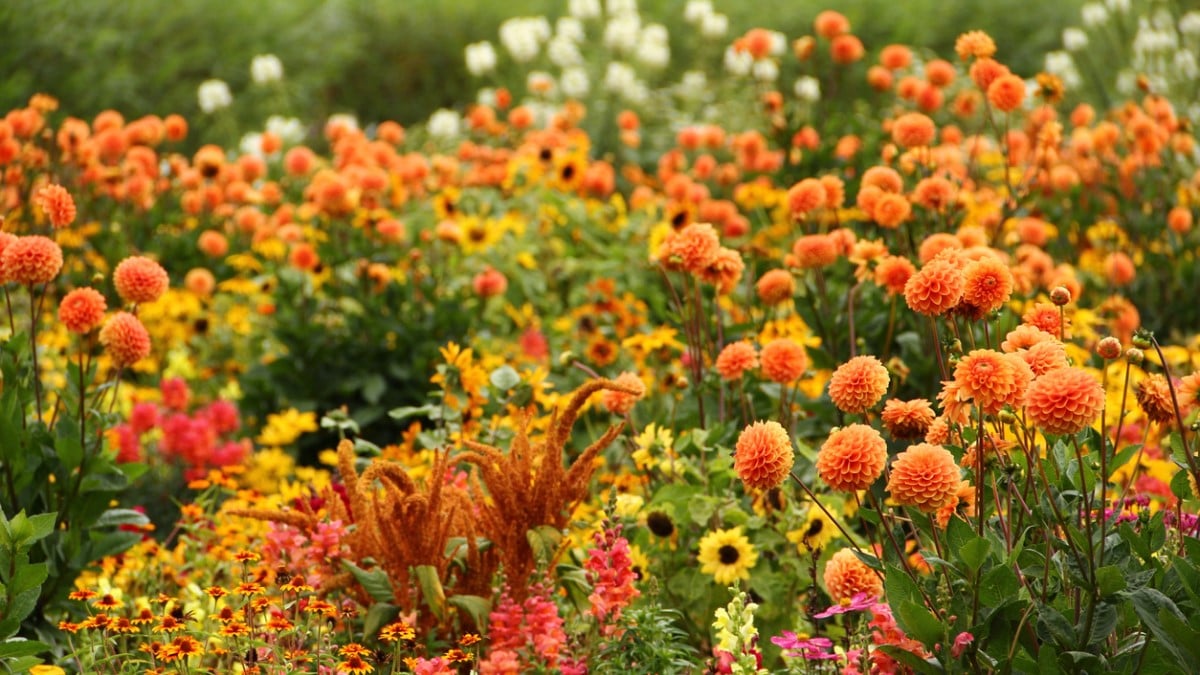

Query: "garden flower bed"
(3, 1), (1200, 673)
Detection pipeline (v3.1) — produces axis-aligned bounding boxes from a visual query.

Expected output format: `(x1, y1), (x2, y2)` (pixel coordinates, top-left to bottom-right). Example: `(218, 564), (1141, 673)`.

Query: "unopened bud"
(793, 36), (816, 61)
(1125, 348), (1144, 364)
(998, 410), (1017, 425)
(1131, 331), (1152, 349)
(1096, 336), (1122, 360)
(1050, 286), (1071, 306)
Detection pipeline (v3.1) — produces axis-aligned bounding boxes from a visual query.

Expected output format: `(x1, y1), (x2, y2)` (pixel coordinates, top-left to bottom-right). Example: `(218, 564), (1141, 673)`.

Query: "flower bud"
(1096, 336), (1121, 360)
(1131, 332), (1152, 349)
(1049, 286), (1071, 306)
(1125, 348), (1144, 364)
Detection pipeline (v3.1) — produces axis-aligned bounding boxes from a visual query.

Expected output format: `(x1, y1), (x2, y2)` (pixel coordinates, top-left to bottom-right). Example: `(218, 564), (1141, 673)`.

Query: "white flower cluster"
(604, 62), (648, 103)
(499, 17), (552, 63)
(604, 9), (641, 52)
(197, 79), (232, 114)
(682, 0), (727, 39)
(568, 0), (601, 19)
(635, 23), (670, 69)
(1062, 27), (1088, 52)
(266, 115), (305, 145)
(1182, 11), (1200, 35)
(793, 76), (820, 102)
(250, 54), (284, 84)
(428, 109), (461, 139)
(1043, 52), (1082, 90)
(465, 42), (498, 76)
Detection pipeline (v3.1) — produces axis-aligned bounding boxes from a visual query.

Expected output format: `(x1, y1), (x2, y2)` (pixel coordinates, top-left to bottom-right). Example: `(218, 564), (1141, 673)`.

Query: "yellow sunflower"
(698, 527), (758, 585)
(786, 506), (840, 553)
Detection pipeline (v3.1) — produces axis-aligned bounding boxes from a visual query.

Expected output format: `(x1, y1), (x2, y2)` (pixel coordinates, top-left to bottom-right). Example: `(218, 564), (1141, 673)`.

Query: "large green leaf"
(341, 560), (394, 604)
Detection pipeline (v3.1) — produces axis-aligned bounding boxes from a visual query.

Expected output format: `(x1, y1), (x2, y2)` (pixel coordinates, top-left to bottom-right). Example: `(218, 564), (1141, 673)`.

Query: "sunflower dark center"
(646, 511), (674, 537)
(718, 544), (740, 565)
(806, 518), (824, 537)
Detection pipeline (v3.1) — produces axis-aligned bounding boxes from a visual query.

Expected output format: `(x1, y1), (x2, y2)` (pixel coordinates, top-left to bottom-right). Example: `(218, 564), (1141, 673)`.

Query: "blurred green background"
(0, 0), (1081, 140)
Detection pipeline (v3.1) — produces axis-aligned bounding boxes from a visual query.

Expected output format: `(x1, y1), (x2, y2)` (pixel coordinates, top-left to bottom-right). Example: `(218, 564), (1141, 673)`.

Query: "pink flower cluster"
(110, 377), (248, 479)
(262, 520), (351, 588)
(479, 583), (572, 674)
(585, 524), (640, 632)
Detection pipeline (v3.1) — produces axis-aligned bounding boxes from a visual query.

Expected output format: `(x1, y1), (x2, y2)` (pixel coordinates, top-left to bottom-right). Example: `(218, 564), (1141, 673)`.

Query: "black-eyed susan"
(378, 620), (416, 643)
(787, 506), (840, 552)
(698, 527), (758, 585)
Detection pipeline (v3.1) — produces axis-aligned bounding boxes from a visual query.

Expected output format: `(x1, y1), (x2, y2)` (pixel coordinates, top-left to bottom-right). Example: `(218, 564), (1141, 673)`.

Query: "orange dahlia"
(99, 312), (152, 367)
(786, 179), (827, 216)
(954, 30), (996, 61)
(1000, 324), (1054, 352)
(58, 287), (107, 334)
(734, 421), (795, 490)
(903, 258), (964, 316)
(601, 371), (646, 416)
(1019, 340), (1068, 377)
(986, 74), (1025, 112)
(662, 222), (720, 273)
(698, 247), (744, 295)
(792, 234), (839, 269)
(874, 256), (916, 296)
(891, 112), (936, 148)
(1136, 374), (1175, 425)
(886, 443), (961, 512)
(1178, 372), (1200, 415)
(1022, 303), (1067, 338)
(817, 424), (888, 491)
(953, 349), (1031, 414)
(824, 548), (882, 602)
(1, 235), (63, 286)
(760, 339), (808, 384)
(36, 183), (76, 228)
(716, 342), (759, 381)
(881, 398), (936, 440)
(828, 356), (890, 414)
(924, 416), (950, 444)
(1025, 367), (1104, 435)
(113, 256), (169, 304)
(872, 192), (912, 229)
(756, 269), (795, 305)
(961, 256), (1013, 314)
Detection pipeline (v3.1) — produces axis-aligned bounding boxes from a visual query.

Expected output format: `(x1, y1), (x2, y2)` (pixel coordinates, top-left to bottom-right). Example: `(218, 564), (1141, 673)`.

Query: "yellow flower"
(787, 506), (840, 553)
(632, 423), (674, 472)
(30, 666), (66, 675)
(256, 409), (318, 447)
(698, 527), (758, 585)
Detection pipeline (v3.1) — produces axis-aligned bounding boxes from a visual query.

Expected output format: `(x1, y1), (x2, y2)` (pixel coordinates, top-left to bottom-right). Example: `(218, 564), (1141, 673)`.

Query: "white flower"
(568, 0), (601, 19)
(604, 12), (641, 51)
(635, 41), (670, 68)
(197, 79), (232, 114)
(1081, 3), (1108, 27)
(428, 109), (461, 139)
(1105, 0), (1129, 13)
(476, 87), (497, 107)
(607, 0), (637, 16)
(499, 18), (546, 63)
(1063, 27), (1088, 51)
(556, 17), (585, 42)
(239, 132), (264, 159)
(266, 115), (305, 145)
(1175, 49), (1199, 79)
(1115, 69), (1136, 95)
(465, 41), (498, 76)
(561, 67), (590, 98)
(680, 70), (707, 99)
(1044, 51), (1081, 89)
(700, 12), (728, 39)
(768, 30), (787, 56)
(642, 23), (669, 45)
(526, 71), (557, 97)
(752, 59), (778, 82)
(548, 36), (582, 67)
(683, 0), (712, 24)
(723, 45), (752, 76)
(793, 75), (820, 102)
(604, 61), (637, 92)
(250, 54), (283, 84)
(1181, 12), (1200, 36)
(326, 113), (359, 134)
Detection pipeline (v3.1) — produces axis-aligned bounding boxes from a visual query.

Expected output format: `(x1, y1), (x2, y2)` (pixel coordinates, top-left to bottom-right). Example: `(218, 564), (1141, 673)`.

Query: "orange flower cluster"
(734, 420), (795, 490)
(886, 443), (961, 512)
(827, 355), (890, 414)
(817, 424), (888, 492)
(1025, 367), (1105, 435)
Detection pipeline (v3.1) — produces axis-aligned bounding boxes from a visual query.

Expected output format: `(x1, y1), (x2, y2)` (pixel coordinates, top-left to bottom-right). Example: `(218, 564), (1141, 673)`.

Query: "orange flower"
(824, 548), (882, 602)
(881, 399), (936, 440)
(1022, 303), (1067, 338)
(473, 267), (508, 298)
(903, 258), (964, 316)
(969, 58), (1009, 91)
(99, 312), (152, 367)
(886, 443), (961, 512)
(954, 30), (997, 61)
(925, 416), (950, 444)
(1025, 367), (1104, 435)
(1104, 252), (1135, 287)
(830, 34), (865, 65)
(59, 287), (107, 334)
(1019, 340), (1068, 377)
(952, 349), (1031, 414)
(817, 424), (888, 491)
(891, 112), (936, 148)
(2, 235), (63, 286)
(601, 371), (645, 416)
(1177, 372), (1200, 415)
(36, 184), (76, 228)
(861, 166), (903, 193)
(786, 179), (827, 216)
(1000, 324), (1054, 352)
(734, 421), (795, 490)
(661, 222), (720, 273)
(813, 10), (850, 39)
(716, 341), (758, 381)
(791, 234), (839, 269)
(828, 356), (890, 414)
(987, 74), (1025, 112)
(872, 193), (911, 229)
(198, 230), (228, 257)
(760, 338), (807, 384)
(698, 247), (745, 295)
(874, 256), (915, 296)
(113, 256), (169, 304)
(961, 256), (1013, 314)
(911, 176), (956, 211)
(756, 269), (795, 305)
(880, 44), (912, 70)
(1136, 374), (1175, 425)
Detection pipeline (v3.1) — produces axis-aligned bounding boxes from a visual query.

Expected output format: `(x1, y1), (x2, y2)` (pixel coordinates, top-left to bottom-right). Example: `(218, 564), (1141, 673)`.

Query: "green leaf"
(851, 549), (883, 572)
(0, 588), (39, 640)
(362, 374), (387, 405)
(363, 602), (400, 639)
(1124, 588), (1197, 671)
(414, 565), (446, 622)
(1095, 565), (1126, 597)
(893, 598), (945, 647)
(687, 494), (717, 526)
(489, 365), (520, 391)
(960, 536), (991, 573)
(0, 639), (50, 659)
(9, 562), (47, 597)
(877, 645), (944, 674)
(341, 560), (394, 604)
(979, 565), (1020, 606)
(527, 525), (563, 566)
(93, 508), (150, 529)
(1036, 606), (1076, 646)
(25, 513), (56, 543)
(448, 594), (491, 629)
(1171, 468), (1193, 501)
(388, 404), (437, 421)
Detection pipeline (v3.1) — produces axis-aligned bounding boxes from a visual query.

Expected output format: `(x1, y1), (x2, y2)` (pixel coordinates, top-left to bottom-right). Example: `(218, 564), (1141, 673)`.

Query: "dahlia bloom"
(827, 355), (889, 414)
(734, 421), (794, 490)
(886, 443), (961, 512)
(817, 424), (888, 491)
(58, 287), (107, 334)
(824, 548), (882, 601)
(760, 338), (807, 383)
(113, 256), (170, 304)
(1025, 367), (1104, 435)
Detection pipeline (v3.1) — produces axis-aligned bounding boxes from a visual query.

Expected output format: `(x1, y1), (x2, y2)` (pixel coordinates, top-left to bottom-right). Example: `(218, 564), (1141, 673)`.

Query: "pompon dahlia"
(1019, 339), (1068, 377)
(791, 234), (839, 269)
(881, 398), (936, 440)
(661, 222), (720, 273)
(760, 338), (808, 384)
(113, 256), (169, 304)
(828, 355), (890, 414)
(1000, 324), (1055, 352)
(817, 424), (888, 491)
(954, 30), (996, 60)
(823, 548), (882, 602)
(903, 258), (964, 316)
(734, 421), (795, 490)
(1025, 367), (1104, 435)
(58, 287), (107, 334)
(1136, 374), (1175, 425)
(698, 246), (744, 295)
(1023, 302), (1066, 338)
(601, 371), (646, 416)
(952, 349), (1031, 414)
(786, 179), (827, 216)
(99, 311), (151, 367)
(716, 342), (758, 381)
(891, 112), (936, 148)
(756, 269), (795, 305)
(874, 255), (915, 296)
(1, 235), (63, 286)
(36, 183), (76, 228)
(886, 443), (961, 512)
(961, 256), (1013, 314)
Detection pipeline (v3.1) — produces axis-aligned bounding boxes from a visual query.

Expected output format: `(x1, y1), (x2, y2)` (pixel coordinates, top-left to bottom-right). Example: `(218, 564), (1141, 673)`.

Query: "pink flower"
(771, 633), (839, 660)
(812, 591), (877, 618)
(129, 402), (160, 435)
(585, 524), (640, 632)
(952, 631), (974, 658)
(160, 377), (191, 411)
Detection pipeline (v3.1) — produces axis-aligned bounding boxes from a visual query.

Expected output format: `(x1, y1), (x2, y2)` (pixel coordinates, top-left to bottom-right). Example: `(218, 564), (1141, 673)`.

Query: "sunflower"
(698, 527), (758, 585)
(787, 506), (840, 552)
